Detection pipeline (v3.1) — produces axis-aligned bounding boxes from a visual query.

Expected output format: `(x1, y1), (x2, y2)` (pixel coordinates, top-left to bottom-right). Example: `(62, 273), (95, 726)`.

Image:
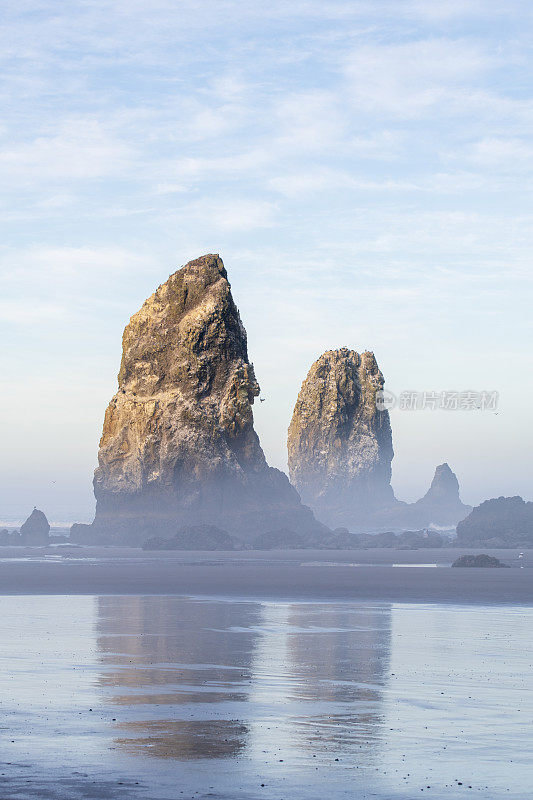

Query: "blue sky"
(0, 0), (531, 523)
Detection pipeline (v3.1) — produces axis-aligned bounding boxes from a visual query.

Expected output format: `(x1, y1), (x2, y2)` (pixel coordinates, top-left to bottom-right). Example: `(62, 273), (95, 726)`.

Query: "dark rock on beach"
(452, 554), (509, 568)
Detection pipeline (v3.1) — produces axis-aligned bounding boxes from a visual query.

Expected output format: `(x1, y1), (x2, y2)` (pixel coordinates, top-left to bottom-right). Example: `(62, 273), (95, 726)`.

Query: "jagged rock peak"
(287, 347), (395, 527)
(73, 254), (327, 546)
(94, 252), (266, 503)
(370, 462), (471, 531)
(419, 463), (462, 505)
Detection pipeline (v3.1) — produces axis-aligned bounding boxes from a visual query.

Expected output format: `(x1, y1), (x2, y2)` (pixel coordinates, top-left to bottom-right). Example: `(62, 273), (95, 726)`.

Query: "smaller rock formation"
(20, 509), (50, 545)
(409, 463), (471, 525)
(456, 496), (533, 547)
(452, 554), (509, 568)
(372, 463), (471, 531)
(143, 524), (239, 551)
(288, 348), (396, 528)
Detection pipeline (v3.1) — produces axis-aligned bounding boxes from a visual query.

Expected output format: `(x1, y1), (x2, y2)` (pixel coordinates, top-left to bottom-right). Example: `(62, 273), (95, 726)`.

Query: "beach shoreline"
(0, 547), (531, 603)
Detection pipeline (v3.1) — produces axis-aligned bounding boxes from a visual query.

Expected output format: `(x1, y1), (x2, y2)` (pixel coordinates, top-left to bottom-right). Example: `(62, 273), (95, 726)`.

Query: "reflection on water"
(115, 719), (248, 759)
(95, 596), (390, 762)
(0, 595), (531, 799)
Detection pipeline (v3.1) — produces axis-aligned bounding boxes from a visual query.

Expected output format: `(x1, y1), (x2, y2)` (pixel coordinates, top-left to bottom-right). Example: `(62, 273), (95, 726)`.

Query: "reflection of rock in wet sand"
(246, 603), (392, 759)
(96, 595), (261, 689)
(115, 719), (248, 759)
(96, 596), (260, 758)
(95, 596), (391, 763)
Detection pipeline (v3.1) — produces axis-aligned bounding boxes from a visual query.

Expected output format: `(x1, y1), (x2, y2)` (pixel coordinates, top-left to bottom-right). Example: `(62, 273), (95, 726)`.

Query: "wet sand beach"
(0, 547), (531, 603)
(0, 550), (532, 799)
(0, 594), (531, 800)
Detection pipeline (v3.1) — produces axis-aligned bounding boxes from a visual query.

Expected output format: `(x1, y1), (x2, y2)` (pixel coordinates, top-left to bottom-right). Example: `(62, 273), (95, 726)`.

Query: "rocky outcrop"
(452, 554), (509, 568)
(72, 254), (327, 546)
(142, 525), (239, 551)
(20, 508), (50, 545)
(456, 496), (533, 547)
(287, 348), (396, 528)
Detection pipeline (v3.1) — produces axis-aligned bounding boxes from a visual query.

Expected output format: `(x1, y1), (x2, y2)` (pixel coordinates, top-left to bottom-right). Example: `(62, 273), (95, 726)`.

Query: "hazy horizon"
(1, 1), (532, 524)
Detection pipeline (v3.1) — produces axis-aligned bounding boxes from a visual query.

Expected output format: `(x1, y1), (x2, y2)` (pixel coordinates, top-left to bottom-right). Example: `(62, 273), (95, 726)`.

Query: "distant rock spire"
(417, 463), (462, 507)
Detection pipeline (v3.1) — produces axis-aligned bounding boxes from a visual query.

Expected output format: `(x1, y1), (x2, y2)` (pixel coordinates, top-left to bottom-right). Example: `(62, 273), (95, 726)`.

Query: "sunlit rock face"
(72, 254), (326, 546)
(287, 348), (396, 528)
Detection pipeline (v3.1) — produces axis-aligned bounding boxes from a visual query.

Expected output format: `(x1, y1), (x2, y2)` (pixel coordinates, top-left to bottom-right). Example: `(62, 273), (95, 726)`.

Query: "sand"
(0, 594), (531, 800)
(0, 547), (531, 603)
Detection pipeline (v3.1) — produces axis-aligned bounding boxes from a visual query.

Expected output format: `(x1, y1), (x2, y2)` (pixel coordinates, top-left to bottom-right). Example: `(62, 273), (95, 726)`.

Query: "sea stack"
(412, 463), (471, 524)
(72, 254), (326, 546)
(20, 508), (50, 545)
(373, 462), (471, 530)
(287, 348), (396, 528)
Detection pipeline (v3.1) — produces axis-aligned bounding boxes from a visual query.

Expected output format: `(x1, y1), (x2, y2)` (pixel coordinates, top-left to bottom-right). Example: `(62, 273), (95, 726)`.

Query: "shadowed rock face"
(456, 496), (533, 547)
(72, 254), (326, 546)
(417, 463), (463, 509)
(287, 348), (396, 528)
(370, 463), (471, 531)
(20, 508), (50, 545)
(406, 463), (471, 525)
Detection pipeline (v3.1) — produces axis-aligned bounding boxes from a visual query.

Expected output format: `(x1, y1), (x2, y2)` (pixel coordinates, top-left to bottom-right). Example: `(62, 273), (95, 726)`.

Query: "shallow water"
(0, 595), (531, 799)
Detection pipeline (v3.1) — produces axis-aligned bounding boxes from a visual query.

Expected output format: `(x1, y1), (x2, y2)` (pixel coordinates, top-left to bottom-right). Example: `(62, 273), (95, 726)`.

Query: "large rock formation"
(72, 254), (327, 546)
(456, 496), (533, 547)
(287, 348), (396, 528)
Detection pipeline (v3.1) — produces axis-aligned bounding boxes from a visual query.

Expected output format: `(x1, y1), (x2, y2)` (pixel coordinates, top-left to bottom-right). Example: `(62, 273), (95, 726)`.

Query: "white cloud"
(2, 245), (154, 282)
(268, 169), (420, 197)
(345, 38), (491, 117)
(0, 118), (134, 183)
(469, 137), (533, 168)
(273, 90), (346, 152)
(186, 198), (278, 231)
(0, 300), (67, 324)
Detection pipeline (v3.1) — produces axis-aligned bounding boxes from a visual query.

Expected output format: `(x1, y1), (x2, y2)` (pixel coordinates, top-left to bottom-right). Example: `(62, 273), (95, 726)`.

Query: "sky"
(0, 0), (532, 524)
